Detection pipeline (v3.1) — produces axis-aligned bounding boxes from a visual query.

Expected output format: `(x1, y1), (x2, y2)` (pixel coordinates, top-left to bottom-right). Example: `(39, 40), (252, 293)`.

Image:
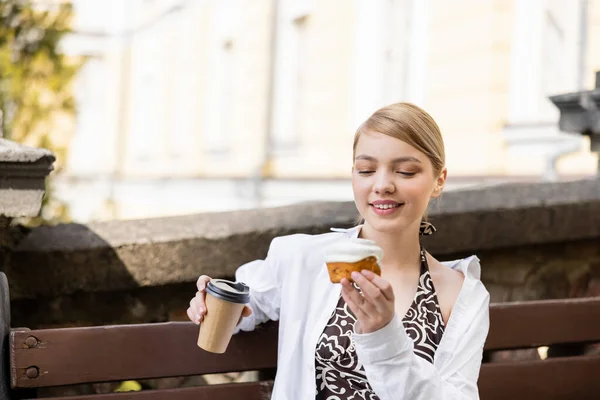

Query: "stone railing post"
(0, 139), (56, 220)
(550, 71), (600, 175)
(0, 138), (54, 399)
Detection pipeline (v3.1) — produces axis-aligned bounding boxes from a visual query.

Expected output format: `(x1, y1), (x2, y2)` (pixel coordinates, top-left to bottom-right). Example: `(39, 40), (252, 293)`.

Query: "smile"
(369, 202), (404, 215)
(372, 203), (401, 210)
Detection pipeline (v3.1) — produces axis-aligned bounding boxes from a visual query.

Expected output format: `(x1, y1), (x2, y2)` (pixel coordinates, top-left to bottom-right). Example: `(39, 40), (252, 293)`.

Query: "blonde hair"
(353, 102), (445, 177)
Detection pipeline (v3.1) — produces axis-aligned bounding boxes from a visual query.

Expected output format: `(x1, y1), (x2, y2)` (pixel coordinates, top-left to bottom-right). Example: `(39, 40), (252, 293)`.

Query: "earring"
(419, 221), (436, 236)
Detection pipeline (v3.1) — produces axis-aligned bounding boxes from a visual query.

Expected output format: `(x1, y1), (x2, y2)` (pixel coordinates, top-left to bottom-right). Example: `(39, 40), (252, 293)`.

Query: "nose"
(373, 170), (395, 194)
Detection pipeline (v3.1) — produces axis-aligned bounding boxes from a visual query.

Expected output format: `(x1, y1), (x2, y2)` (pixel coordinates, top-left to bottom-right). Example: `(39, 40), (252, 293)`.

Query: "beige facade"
(60, 0), (600, 221)
(197, 0), (597, 179)
(587, 0), (600, 88)
(196, 0), (275, 178)
(425, 0), (515, 175)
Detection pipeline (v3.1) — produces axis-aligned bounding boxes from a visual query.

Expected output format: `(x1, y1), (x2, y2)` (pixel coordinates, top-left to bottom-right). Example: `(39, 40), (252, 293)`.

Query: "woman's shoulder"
(429, 255), (489, 324)
(428, 255), (465, 324)
(429, 257), (465, 289)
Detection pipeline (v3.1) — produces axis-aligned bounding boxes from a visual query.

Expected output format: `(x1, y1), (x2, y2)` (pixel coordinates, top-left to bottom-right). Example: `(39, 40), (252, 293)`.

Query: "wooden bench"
(1, 272), (599, 400)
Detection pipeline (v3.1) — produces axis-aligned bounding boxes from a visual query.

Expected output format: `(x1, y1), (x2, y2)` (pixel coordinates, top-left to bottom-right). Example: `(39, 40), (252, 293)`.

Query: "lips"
(371, 203), (400, 210)
(370, 200), (404, 209)
(369, 200), (404, 215)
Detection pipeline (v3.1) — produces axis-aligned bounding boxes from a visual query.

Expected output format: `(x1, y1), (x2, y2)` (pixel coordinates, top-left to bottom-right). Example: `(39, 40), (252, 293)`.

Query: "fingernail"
(194, 317), (200, 325)
(199, 307), (205, 315)
(351, 271), (360, 280)
(196, 313), (201, 321)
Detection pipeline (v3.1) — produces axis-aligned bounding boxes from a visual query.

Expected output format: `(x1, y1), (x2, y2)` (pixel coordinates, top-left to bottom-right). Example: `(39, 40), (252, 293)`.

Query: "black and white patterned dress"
(315, 247), (445, 399)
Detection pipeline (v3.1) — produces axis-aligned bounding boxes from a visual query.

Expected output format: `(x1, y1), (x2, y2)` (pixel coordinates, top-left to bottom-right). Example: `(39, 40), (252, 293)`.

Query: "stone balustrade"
(1, 137), (599, 328)
(1, 176), (598, 328)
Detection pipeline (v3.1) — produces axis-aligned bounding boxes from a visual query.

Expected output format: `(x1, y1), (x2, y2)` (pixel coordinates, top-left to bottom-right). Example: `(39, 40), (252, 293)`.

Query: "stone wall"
(3, 178), (600, 328)
(472, 238), (599, 302)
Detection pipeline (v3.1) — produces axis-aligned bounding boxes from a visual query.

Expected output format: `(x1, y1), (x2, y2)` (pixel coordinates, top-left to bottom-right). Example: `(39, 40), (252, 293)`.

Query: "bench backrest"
(480, 297), (600, 400)
(2, 273), (600, 400)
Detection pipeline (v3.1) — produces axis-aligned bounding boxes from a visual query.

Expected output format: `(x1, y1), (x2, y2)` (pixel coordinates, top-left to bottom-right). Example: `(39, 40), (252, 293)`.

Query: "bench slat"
(485, 297), (600, 351)
(25, 356), (600, 400)
(23, 381), (273, 400)
(10, 297), (600, 390)
(479, 355), (600, 400)
(11, 322), (278, 389)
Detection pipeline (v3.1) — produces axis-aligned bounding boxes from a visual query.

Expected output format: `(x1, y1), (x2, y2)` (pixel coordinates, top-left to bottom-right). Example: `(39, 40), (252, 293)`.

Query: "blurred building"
(58, 0), (600, 221)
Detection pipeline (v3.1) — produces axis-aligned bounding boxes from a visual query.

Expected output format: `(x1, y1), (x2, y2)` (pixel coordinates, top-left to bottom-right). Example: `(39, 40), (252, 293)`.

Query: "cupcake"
(325, 238), (384, 283)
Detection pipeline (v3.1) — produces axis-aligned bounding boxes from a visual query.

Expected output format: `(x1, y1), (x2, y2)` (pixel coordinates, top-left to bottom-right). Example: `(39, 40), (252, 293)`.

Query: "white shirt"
(234, 226), (490, 400)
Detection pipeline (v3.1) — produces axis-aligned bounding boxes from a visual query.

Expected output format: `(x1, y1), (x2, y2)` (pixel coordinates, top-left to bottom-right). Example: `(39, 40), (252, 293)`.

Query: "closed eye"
(357, 170), (375, 175)
(397, 171), (416, 177)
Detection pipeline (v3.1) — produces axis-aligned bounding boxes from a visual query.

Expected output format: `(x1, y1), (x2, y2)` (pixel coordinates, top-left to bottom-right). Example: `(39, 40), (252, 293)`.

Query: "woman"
(187, 102), (490, 399)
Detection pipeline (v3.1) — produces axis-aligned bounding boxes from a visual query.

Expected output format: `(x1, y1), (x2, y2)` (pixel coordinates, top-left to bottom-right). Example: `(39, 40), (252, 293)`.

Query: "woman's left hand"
(341, 270), (395, 334)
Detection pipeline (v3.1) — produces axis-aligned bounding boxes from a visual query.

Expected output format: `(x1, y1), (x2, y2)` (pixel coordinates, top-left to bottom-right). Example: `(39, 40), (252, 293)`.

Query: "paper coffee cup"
(197, 279), (250, 354)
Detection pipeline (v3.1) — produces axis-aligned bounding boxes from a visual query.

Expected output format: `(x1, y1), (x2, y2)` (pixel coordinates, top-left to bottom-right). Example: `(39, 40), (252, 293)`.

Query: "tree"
(0, 0), (84, 224)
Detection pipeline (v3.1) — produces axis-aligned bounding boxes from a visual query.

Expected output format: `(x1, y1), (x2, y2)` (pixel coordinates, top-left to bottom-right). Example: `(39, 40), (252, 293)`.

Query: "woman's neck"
(359, 222), (422, 272)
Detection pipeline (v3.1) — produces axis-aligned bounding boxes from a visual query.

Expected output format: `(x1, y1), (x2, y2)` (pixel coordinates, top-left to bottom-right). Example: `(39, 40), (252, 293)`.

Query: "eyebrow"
(354, 155), (422, 164)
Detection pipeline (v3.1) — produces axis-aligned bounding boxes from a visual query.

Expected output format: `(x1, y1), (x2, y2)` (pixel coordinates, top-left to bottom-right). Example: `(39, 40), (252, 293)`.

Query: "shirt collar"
(330, 225), (362, 238)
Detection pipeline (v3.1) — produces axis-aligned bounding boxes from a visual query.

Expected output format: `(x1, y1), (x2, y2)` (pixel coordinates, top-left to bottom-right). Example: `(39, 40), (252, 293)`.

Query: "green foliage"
(0, 0), (82, 148)
(0, 0), (84, 224)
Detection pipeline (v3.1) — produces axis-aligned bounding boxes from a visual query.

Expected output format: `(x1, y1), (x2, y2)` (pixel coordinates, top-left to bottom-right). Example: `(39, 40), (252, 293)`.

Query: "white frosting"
(325, 238), (384, 264)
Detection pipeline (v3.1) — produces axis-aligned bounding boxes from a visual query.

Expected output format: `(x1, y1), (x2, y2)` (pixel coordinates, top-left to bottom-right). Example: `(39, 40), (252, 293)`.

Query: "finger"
(194, 291), (206, 315)
(189, 297), (200, 316)
(360, 270), (395, 301)
(340, 277), (360, 300)
(351, 271), (387, 304)
(341, 286), (369, 321)
(241, 306), (253, 317)
(186, 305), (200, 325)
(189, 298), (197, 314)
(196, 275), (211, 291)
(341, 279), (373, 314)
(188, 293), (206, 320)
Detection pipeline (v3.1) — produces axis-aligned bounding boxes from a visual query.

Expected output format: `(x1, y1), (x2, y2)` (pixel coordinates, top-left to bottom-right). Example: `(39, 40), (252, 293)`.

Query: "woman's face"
(351, 130), (446, 234)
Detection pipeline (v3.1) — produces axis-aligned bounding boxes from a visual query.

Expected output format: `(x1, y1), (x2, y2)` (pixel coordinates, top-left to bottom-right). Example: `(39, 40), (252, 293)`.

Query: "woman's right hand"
(186, 275), (253, 325)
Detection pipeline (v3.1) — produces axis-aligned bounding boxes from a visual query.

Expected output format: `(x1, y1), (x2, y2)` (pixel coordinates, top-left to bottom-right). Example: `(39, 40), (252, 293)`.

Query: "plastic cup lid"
(206, 279), (250, 304)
